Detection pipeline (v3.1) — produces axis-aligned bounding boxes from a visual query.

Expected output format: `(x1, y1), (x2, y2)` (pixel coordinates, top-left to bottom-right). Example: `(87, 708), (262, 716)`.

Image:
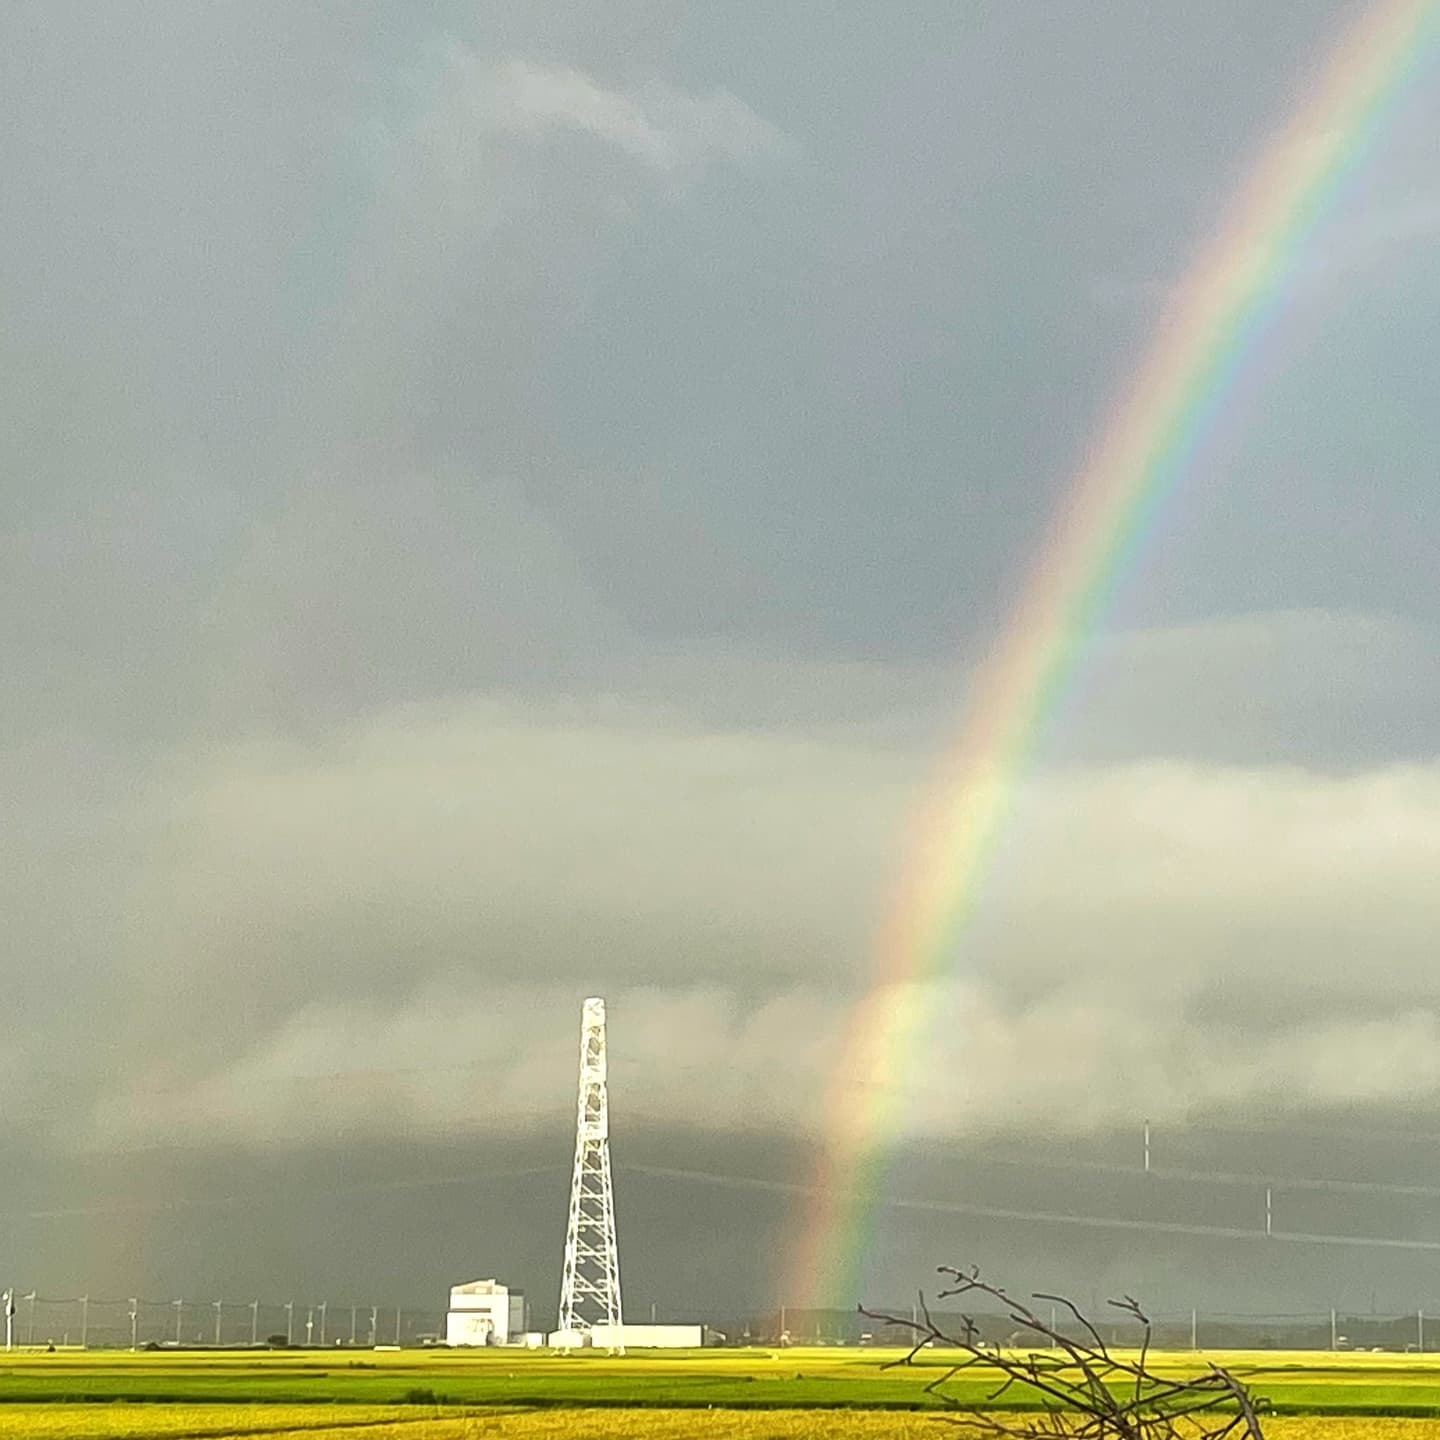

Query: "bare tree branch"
(862, 1267), (1265, 1439)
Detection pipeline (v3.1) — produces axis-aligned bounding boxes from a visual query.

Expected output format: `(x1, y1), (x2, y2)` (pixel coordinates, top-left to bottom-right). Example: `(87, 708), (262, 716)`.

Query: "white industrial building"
(591, 1323), (703, 1349)
(446, 1279), (526, 1347)
(548, 1323), (703, 1349)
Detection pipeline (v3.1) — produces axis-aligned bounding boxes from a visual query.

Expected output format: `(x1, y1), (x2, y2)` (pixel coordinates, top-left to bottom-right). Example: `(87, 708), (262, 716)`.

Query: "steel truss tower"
(558, 997), (623, 1349)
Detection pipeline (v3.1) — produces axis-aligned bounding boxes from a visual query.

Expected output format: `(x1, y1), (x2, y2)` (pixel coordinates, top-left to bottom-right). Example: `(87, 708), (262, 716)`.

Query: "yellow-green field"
(6, 1344), (1440, 1411)
(2, 1346), (1440, 1434)
(0, 1407), (1439, 1439)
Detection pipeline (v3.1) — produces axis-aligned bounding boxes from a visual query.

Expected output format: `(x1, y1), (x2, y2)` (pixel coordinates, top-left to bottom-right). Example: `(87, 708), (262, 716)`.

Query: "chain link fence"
(3, 1296), (1434, 1351)
(5, 1295), (447, 1349)
(661, 1306), (1440, 1352)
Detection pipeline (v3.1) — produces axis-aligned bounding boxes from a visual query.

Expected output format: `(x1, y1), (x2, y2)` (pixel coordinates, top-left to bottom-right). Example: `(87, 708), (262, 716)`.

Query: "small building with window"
(445, 1279), (526, 1347)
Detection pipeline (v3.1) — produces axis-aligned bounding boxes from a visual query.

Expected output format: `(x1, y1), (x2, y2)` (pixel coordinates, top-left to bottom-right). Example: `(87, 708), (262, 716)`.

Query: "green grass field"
(3, 1349), (1440, 1439)
(1, 1408), (1438, 1440)
(1, 1344), (1440, 1416)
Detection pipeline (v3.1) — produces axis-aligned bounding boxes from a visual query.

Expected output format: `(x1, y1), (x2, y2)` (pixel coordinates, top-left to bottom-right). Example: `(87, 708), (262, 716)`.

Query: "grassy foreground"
(0, 1407), (1437, 1439)
(3, 1346), (1440, 1432)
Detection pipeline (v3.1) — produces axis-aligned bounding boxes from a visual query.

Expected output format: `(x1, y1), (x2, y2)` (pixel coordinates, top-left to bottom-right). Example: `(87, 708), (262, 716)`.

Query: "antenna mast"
(558, 997), (623, 1350)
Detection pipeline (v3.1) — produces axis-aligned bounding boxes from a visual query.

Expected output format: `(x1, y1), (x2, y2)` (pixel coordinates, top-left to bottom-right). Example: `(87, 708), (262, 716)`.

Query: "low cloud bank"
(65, 691), (1440, 1151)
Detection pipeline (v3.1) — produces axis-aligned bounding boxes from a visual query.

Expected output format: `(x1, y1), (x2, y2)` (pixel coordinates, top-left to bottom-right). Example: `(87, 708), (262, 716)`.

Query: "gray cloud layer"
(5, 0), (1440, 1312)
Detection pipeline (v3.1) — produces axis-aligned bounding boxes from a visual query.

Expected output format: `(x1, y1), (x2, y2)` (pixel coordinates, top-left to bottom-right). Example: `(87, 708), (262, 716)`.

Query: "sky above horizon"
(5, 0), (1440, 1317)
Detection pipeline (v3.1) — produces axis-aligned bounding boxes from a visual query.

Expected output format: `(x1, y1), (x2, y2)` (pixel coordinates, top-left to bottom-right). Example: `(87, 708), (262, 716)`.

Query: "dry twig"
(862, 1266), (1265, 1439)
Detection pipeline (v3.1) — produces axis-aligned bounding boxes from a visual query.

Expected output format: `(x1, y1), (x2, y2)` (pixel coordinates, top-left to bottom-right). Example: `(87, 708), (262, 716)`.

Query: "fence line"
(1, 1295), (449, 1350)
(2, 1294), (1436, 1352)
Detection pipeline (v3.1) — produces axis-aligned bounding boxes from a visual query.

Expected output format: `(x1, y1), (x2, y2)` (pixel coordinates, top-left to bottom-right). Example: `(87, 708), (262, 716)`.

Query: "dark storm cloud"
(4, 0), (1440, 1314)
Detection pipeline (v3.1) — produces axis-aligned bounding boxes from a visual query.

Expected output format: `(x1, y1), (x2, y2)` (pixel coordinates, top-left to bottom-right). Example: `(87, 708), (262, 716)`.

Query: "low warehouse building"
(584, 1323), (704, 1349)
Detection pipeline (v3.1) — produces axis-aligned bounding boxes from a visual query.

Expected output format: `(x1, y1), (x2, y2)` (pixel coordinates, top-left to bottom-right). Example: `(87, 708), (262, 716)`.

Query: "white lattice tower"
(558, 997), (623, 1350)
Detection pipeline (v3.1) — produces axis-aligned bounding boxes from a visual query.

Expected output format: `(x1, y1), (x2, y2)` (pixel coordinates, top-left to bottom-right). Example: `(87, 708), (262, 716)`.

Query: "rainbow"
(791, 0), (1440, 1312)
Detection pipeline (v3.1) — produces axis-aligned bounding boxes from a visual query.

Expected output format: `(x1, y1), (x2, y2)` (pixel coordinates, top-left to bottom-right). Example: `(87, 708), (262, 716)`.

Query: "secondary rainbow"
(790, 0), (1440, 1312)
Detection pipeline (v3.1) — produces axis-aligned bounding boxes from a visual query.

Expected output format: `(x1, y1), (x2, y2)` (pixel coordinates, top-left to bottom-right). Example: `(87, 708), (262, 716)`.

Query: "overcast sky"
(5, 0), (1440, 1322)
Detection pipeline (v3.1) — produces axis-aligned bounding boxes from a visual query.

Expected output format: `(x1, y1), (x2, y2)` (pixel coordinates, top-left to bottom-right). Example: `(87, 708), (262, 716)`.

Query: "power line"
(971, 1150), (1440, 1201)
(622, 1163), (1440, 1254)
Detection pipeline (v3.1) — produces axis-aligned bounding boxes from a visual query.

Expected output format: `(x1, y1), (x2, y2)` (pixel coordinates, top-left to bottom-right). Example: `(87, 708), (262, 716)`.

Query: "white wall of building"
(446, 1309), (495, 1347)
(446, 1279), (526, 1347)
(588, 1323), (703, 1349)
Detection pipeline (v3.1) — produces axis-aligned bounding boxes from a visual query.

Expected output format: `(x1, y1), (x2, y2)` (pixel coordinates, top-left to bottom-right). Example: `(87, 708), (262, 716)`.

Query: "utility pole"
(250, 1300), (259, 1347)
(79, 1296), (88, 1349)
(558, 997), (624, 1351)
(128, 1299), (138, 1351)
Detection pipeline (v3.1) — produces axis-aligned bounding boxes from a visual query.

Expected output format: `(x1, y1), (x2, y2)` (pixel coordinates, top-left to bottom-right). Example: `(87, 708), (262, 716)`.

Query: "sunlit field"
(6, 1344), (1440, 1433)
(4, 1405), (1440, 1440)
(0, 1405), (421, 1438)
